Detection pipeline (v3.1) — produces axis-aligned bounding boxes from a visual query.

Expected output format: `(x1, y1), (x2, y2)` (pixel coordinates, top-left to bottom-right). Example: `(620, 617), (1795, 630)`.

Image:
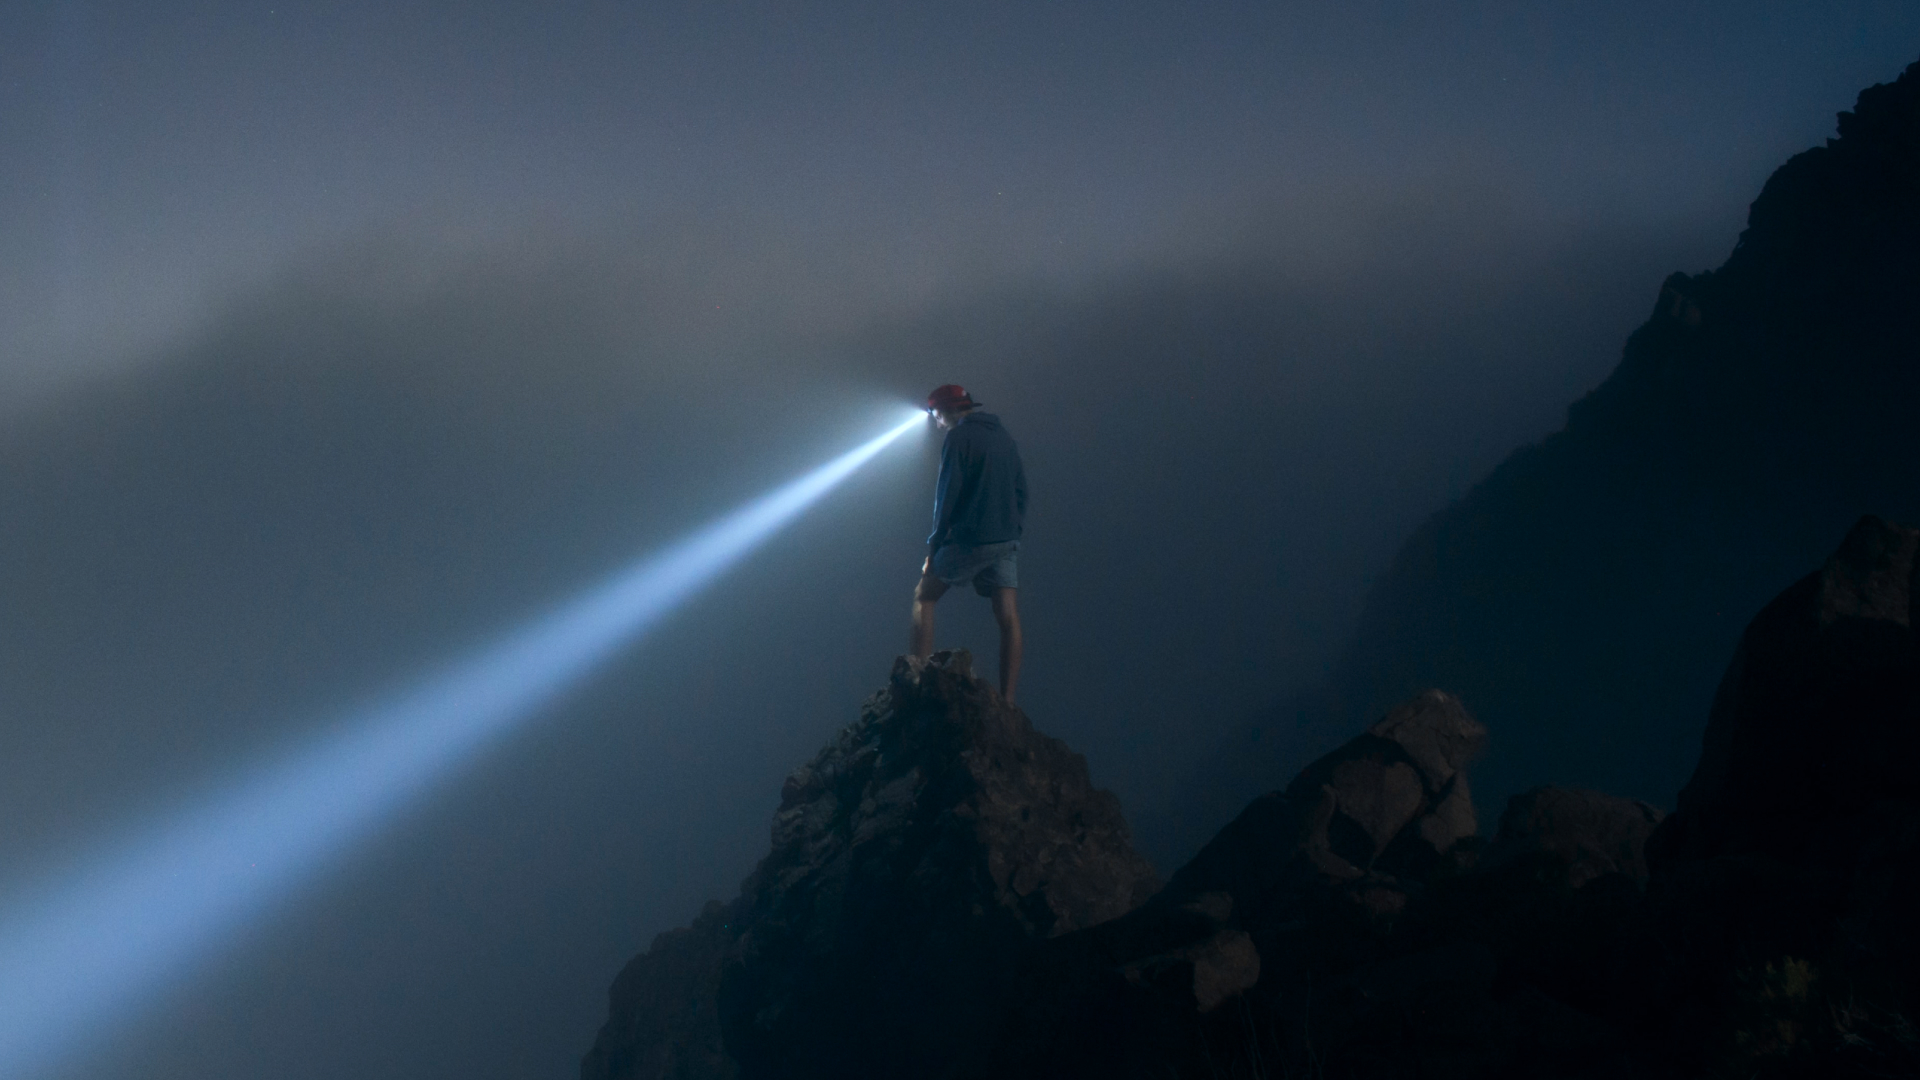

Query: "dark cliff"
(1183, 57), (1920, 842)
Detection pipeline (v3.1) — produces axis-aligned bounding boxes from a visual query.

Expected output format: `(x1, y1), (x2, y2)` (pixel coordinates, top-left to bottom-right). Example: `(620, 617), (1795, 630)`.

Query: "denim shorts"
(930, 540), (1020, 596)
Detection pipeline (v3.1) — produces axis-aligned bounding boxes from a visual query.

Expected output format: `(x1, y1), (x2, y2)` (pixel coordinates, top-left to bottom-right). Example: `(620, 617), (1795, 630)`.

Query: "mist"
(7, 2), (1918, 1073)
(3, 197), (1717, 1078)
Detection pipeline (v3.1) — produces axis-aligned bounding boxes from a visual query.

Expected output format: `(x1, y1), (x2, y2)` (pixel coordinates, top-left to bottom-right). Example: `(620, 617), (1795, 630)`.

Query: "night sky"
(4, 4), (1919, 1078)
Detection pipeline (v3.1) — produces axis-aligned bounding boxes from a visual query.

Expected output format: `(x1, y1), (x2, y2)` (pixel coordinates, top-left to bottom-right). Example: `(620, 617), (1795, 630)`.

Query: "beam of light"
(0, 409), (926, 1078)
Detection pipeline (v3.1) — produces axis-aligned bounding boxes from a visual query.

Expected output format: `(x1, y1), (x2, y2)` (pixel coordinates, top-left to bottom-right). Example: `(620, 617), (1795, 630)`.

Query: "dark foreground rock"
(990, 691), (1483, 1070)
(582, 649), (1158, 1080)
(993, 518), (1920, 1079)
(1480, 786), (1662, 888)
(994, 693), (1666, 1079)
(590, 520), (1920, 1078)
(1632, 514), (1920, 1077)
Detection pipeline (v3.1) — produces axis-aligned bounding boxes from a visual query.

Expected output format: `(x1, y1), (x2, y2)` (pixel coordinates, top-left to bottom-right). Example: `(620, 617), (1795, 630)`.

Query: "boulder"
(1481, 786), (1664, 887)
(994, 691), (1497, 1077)
(1284, 689), (1485, 887)
(1158, 688), (1484, 928)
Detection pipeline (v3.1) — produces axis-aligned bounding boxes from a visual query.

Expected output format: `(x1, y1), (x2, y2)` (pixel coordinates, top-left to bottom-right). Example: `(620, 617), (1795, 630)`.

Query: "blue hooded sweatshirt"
(928, 411), (1027, 549)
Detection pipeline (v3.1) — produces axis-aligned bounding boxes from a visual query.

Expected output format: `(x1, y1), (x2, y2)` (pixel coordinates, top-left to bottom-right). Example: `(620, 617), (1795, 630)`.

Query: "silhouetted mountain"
(1180, 58), (1920, 843)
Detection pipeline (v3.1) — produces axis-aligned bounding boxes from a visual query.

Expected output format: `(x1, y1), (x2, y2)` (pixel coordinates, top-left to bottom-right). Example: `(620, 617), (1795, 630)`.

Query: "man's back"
(929, 411), (1027, 550)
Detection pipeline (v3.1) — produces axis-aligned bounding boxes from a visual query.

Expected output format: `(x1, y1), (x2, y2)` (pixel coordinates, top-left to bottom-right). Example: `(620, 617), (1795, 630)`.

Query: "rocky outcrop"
(1161, 689), (1485, 930)
(717, 650), (1159, 1079)
(582, 649), (1158, 1080)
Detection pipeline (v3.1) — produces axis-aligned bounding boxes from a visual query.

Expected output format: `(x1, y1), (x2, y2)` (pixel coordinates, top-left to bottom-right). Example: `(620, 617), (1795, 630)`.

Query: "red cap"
(926, 384), (978, 412)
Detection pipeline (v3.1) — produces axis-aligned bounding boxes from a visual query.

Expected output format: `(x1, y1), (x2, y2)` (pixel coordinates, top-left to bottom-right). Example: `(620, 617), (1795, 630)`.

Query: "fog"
(5, 1), (1918, 1076)
(3, 203), (1714, 1078)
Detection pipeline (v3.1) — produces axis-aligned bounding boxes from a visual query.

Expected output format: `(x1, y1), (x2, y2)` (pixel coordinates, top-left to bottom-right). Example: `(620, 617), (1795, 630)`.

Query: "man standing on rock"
(913, 384), (1027, 704)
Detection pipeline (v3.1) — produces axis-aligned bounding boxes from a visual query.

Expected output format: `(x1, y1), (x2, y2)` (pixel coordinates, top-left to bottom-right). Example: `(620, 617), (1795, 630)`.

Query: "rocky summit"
(582, 649), (1158, 1080)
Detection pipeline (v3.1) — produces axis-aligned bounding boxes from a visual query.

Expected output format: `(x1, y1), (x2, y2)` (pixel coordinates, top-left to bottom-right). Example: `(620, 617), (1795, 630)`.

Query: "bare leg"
(911, 573), (949, 658)
(991, 586), (1023, 704)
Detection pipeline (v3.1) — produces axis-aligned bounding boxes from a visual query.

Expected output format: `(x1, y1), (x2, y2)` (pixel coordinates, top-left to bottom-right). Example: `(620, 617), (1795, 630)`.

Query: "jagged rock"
(1481, 786), (1665, 887)
(993, 690), (1493, 1076)
(1137, 688), (1483, 931)
(1285, 689), (1485, 890)
(717, 650), (1158, 1079)
(582, 649), (1157, 1080)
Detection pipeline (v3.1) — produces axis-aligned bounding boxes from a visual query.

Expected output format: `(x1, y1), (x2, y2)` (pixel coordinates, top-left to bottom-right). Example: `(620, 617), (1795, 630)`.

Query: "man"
(913, 384), (1028, 703)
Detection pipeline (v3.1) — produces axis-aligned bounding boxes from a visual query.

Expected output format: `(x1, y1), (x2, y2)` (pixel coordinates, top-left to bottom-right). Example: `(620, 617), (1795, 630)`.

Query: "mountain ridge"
(1177, 57), (1920, 846)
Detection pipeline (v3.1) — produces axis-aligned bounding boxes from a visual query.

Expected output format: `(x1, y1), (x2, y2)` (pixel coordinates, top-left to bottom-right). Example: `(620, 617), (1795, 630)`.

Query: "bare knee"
(914, 575), (949, 608)
(991, 588), (1020, 626)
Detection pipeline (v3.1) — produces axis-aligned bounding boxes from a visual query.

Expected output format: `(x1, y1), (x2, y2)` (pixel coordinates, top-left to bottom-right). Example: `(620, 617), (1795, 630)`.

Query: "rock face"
(582, 649), (1159, 1080)
(1180, 57), (1920, 850)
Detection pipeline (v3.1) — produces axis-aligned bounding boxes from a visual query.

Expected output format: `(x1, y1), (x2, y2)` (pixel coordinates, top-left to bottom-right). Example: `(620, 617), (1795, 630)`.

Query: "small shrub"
(1721, 956), (1920, 1078)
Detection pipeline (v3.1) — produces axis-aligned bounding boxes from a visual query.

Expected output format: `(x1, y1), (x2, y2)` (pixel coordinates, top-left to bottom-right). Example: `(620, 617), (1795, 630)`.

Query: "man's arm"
(927, 435), (963, 555)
